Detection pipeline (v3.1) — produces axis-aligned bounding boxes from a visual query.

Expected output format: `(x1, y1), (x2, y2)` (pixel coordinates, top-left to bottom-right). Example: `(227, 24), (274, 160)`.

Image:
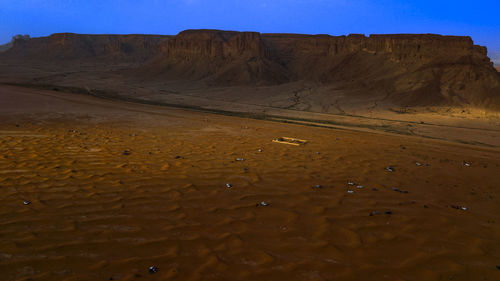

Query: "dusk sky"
(1, 0), (499, 56)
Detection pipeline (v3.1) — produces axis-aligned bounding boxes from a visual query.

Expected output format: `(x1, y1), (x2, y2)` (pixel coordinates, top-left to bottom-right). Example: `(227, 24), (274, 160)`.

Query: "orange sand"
(0, 86), (500, 281)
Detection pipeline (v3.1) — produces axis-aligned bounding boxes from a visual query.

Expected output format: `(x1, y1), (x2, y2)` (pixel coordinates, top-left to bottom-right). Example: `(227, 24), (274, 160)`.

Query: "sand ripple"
(1, 96), (500, 280)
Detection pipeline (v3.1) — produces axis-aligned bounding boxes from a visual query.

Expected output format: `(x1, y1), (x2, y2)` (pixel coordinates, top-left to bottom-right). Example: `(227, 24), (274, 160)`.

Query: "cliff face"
(2, 30), (499, 109)
(362, 35), (499, 108)
(149, 30), (288, 84)
(163, 30), (266, 59)
(260, 33), (499, 108)
(0, 35), (30, 52)
(2, 33), (170, 62)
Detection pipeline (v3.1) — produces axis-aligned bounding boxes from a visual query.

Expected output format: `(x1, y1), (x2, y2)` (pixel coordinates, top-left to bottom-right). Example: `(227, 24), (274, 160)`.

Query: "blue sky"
(1, 0), (499, 55)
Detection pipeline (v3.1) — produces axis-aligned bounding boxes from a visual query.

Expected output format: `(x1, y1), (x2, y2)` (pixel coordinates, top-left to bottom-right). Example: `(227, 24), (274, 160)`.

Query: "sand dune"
(0, 85), (499, 280)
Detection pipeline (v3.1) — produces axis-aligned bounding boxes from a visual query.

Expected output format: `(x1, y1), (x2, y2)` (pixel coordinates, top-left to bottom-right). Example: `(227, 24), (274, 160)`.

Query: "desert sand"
(1, 85), (499, 281)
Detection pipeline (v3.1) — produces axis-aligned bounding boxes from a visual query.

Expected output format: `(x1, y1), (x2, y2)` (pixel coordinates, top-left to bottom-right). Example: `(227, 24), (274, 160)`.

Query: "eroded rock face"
(0, 35), (29, 53)
(150, 30), (288, 84)
(3, 33), (170, 61)
(1, 29), (499, 109)
(163, 29), (266, 59)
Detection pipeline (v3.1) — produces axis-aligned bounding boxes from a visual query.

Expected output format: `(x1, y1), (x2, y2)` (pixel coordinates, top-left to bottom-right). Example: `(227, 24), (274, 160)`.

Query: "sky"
(1, 0), (499, 58)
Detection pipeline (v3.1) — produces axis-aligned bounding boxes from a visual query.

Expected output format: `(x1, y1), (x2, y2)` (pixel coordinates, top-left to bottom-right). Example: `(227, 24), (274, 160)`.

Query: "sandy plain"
(0, 85), (500, 281)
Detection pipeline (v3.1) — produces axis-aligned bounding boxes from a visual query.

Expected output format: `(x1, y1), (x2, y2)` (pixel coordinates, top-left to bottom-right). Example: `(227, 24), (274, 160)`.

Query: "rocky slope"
(262, 33), (500, 108)
(1, 29), (499, 109)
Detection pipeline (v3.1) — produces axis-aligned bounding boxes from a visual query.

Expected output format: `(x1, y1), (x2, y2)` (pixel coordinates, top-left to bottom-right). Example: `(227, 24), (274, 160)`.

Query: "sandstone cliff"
(2, 33), (170, 62)
(148, 30), (288, 84)
(1, 30), (499, 109)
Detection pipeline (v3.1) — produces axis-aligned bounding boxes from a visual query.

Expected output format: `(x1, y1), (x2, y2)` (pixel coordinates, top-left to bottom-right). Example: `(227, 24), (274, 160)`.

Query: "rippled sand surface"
(1, 86), (500, 281)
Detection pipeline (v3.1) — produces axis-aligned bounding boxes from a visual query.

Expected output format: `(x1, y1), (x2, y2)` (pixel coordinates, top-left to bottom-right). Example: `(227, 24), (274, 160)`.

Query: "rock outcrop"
(149, 30), (288, 84)
(2, 33), (170, 62)
(0, 35), (30, 52)
(1, 29), (499, 109)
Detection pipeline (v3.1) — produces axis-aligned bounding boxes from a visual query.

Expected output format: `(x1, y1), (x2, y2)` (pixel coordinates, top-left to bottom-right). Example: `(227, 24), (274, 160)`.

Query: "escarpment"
(150, 30), (289, 84)
(1, 29), (499, 109)
(2, 33), (171, 62)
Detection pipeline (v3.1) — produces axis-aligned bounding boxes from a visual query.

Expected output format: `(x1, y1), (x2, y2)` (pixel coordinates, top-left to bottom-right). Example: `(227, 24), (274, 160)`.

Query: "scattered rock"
(392, 187), (409, 194)
(370, 210), (392, 216)
(315, 184), (322, 189)
(174, 155), (181, 159)
(451, 205), (468, 211)
(348, 181), (355, 186)
(149, 266), (159, 274)
(347, 190), (355, 194)
(356, 185), (364, 189)
(463, 161), (471, 167)
(226, 183), (232, 189)
(258, 149), (263, 152)
(236, 158), (245, 161)
(372, 188), (378, 191)
(415, 162), (422, 166)
(385, 166), (395, 172)
(122, 150), (131, 155)
(424, 205), (429, 208)
(260, 201), (269, 206)
(23, 200), (31, 205)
